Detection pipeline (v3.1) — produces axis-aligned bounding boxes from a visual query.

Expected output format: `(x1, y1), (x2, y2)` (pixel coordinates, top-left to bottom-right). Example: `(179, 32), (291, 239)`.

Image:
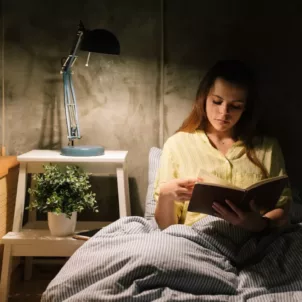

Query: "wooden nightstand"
(0, 149), (131, 302)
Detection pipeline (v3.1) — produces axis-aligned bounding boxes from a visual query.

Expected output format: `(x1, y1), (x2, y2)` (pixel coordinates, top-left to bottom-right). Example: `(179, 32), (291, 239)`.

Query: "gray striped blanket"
(41, 216), (302, 302)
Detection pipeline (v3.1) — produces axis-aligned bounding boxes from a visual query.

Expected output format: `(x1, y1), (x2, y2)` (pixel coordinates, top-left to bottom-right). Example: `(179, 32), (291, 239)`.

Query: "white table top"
(17, 149), (128, 163)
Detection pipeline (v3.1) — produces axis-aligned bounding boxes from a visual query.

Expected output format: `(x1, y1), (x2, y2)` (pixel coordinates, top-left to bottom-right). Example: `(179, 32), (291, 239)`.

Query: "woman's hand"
(159, 178), (201, 202)
(212, 200), (267, 232)
(156, 178), (202, 230)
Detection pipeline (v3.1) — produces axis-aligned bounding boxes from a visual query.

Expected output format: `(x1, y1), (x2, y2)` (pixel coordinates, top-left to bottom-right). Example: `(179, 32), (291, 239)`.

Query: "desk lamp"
(60, 21), (120, 156)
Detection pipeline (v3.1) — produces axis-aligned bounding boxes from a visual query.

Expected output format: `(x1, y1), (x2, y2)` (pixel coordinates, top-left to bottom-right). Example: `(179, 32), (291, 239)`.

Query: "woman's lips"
(216, 119), (230, 124)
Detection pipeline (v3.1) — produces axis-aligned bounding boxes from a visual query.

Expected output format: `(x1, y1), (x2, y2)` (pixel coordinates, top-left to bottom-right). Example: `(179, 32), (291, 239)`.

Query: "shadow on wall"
(38, 78), (63, 150)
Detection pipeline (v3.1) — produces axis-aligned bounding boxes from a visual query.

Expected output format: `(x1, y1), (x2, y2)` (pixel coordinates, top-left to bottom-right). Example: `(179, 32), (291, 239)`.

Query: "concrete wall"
(1, 0), (161, 216)
(1, 0), (302, 217)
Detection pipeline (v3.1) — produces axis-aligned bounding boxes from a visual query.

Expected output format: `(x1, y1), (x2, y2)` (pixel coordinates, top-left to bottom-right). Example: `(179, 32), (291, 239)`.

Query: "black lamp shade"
(80, 29), (120, 55)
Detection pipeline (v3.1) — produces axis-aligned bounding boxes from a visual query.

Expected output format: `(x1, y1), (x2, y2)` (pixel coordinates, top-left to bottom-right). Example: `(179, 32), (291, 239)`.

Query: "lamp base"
(61, 145), (104, 157)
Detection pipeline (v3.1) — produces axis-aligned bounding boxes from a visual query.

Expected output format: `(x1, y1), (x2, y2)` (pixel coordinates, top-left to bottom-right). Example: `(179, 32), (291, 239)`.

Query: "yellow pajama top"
(154, 130), (292, 226)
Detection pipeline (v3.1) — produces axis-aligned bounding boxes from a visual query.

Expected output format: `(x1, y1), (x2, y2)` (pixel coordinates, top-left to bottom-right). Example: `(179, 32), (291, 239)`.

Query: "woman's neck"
(203, 126), (238, 155)
(204, 125), (236, 141)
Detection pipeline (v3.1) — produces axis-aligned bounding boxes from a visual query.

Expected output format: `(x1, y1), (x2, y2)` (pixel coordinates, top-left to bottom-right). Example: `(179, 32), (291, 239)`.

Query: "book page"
(246, 175), (288, 190)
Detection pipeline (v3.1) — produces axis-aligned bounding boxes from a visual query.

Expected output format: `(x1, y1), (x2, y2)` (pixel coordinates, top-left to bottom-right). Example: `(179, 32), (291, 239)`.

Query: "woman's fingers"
(160, 178), (199, 202)
(249, 200), (260, 212)
(177, 178), (198, 188)
(178, 195), (192, 201)
(212, 202), (228, 216)
(177, 186), (193, 193)
(212, 201), (239, 223)
(175, 187), (193, 200)
(225, 200), (244, 218)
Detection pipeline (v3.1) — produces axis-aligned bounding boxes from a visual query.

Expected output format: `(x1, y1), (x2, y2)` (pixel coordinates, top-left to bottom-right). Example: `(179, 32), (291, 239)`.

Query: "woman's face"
(205, 77), (247, 134)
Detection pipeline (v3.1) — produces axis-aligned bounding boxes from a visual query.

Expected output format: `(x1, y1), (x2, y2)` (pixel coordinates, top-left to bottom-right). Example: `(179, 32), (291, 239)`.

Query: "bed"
(41, 148), (302, 302)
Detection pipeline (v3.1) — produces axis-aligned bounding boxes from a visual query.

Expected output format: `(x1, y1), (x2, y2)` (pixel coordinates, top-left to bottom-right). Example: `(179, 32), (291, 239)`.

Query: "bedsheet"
(41, 216), (302, 302)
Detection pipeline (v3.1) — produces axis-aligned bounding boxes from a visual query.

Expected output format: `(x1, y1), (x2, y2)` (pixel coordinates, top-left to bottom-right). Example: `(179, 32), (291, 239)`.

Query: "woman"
(42, 60), (298, 302)
(154, 60), (291, 231)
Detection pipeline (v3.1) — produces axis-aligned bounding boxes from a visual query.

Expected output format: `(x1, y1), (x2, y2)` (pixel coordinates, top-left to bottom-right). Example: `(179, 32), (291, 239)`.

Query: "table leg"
(116, 164), (131, 217)
(12, 162), (27, 232)
(0, 244), (13, 302)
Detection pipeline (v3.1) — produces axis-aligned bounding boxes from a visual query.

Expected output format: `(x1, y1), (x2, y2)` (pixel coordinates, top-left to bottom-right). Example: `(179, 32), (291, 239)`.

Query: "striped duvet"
(41, 216), (302, 302)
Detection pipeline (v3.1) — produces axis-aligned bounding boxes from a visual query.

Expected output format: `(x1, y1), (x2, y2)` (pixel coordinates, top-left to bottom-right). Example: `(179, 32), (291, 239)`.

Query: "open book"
(188, 172), (289, 215)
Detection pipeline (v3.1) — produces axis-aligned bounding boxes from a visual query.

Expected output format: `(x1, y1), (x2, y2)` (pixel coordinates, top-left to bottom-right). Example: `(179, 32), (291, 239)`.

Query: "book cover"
(188, 174), (289, 215)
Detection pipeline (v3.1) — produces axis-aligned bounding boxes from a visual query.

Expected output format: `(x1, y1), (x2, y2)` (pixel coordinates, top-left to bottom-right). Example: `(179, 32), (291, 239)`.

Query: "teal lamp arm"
(60, 21), (120, 156)
(61, 26), (84, 145)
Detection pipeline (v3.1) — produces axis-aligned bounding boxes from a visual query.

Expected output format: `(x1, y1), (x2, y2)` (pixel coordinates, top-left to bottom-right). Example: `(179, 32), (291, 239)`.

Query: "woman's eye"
(230, 105), (243, 110)
(212, 100), (244, 110)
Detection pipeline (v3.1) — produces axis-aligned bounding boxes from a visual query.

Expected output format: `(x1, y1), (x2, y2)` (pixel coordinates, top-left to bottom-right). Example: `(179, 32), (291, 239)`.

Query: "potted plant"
(28, 163), (98, 237)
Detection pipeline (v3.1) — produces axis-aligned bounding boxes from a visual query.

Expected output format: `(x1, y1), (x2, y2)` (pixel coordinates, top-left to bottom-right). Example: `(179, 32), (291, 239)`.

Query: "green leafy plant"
(27, 164), (98, 218)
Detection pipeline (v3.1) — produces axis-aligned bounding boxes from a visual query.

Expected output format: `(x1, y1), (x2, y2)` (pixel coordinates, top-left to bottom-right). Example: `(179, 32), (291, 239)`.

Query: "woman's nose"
(219, 104), (229, 114)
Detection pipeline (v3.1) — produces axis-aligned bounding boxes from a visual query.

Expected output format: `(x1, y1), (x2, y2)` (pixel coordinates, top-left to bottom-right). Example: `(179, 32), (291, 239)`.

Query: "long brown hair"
(177, 60), (268, 178)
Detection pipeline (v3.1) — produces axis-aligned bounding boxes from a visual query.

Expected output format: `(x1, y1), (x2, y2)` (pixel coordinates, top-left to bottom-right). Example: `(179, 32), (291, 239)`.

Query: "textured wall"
(1, 0), (302, 218)
(1, 0), (161, 216)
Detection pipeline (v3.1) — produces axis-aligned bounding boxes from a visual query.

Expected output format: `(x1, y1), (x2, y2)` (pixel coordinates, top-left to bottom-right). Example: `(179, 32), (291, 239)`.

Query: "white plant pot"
(47, 212), (77, 237)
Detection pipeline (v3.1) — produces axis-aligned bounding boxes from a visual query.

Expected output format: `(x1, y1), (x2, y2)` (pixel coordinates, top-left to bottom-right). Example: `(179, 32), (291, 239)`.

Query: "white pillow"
(144, 147), (162, 220)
